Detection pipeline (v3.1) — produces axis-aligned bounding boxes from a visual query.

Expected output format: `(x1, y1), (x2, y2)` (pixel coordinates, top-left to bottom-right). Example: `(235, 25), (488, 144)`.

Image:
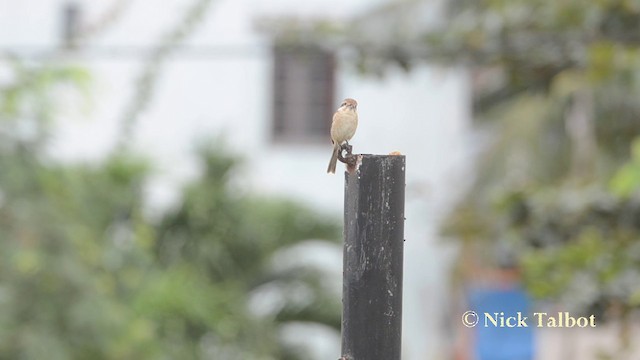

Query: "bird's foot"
(340, 143), (353, 156)
(337, 143), (357, 173)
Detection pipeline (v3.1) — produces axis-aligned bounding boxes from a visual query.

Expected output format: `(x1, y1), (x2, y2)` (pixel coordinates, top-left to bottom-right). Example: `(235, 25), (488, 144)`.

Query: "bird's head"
(340, 98), (358, 110)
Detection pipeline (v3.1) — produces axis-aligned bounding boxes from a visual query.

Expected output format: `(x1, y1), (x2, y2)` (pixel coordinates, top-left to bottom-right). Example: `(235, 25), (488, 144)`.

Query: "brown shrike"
(327, 98), (358, 174)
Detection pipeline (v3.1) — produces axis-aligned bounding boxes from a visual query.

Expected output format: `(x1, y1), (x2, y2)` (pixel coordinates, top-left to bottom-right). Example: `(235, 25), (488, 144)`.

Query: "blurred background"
(1, 0), (640, 359)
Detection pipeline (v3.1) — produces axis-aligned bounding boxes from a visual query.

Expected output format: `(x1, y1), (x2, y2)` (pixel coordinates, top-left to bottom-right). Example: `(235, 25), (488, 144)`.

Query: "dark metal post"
(340, 154), (406, 360)
(61, 2), (81, 49)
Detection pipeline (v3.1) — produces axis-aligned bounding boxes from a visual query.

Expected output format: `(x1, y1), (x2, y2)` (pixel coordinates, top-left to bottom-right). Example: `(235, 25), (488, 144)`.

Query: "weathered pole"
(340, 154), (406, 360)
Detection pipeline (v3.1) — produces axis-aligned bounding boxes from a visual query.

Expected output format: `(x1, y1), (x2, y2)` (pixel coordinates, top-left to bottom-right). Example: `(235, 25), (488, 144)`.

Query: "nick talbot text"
(483, 312), (596, 328)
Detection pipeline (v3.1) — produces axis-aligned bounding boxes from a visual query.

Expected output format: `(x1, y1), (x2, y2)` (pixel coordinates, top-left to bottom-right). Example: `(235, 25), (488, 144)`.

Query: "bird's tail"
(327, 144), (339, 174)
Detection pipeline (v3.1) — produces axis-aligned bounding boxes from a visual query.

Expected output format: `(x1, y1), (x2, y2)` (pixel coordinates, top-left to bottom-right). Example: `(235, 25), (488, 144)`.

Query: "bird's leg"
(345, 142), (353, 156)
(337, 141), (356, 171)
(337, 143), (347, 163)
(339, 141), (353, 156)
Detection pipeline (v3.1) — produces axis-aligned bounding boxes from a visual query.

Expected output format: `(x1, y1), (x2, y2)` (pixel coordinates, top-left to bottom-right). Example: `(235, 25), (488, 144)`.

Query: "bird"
(327, 98), (358, 174)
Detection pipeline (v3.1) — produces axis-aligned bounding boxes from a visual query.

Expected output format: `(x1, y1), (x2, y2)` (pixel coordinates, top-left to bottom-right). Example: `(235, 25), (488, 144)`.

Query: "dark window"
(272, 44), (335, 143)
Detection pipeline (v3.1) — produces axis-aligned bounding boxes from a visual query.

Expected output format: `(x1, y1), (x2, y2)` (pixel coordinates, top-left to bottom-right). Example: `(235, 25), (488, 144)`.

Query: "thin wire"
(0, 45), (269, 61)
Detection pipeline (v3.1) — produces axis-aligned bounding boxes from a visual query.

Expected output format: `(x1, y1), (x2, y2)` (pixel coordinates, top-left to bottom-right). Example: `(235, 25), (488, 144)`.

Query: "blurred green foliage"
(417, 0), (640, 327)
(0, 61), (340, 359)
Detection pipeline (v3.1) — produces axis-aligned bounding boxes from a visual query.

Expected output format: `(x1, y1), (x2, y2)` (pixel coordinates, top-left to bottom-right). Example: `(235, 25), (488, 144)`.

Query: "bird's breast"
(331, 111), (358, 142)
